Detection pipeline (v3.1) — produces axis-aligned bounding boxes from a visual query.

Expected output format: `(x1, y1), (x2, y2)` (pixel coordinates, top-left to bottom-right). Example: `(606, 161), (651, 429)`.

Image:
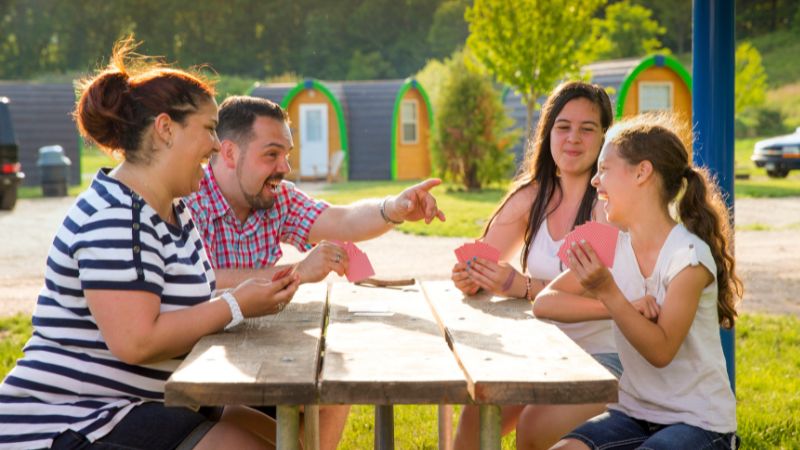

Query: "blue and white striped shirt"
(0, 170), (216, 449)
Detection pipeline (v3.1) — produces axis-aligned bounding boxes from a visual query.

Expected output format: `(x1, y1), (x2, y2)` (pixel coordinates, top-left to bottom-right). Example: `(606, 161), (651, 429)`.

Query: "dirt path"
(1, 196), (798, 317)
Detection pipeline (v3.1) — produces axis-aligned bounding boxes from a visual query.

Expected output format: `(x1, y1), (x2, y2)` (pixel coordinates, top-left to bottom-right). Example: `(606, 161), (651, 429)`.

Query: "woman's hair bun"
(75, 69), (137, 151)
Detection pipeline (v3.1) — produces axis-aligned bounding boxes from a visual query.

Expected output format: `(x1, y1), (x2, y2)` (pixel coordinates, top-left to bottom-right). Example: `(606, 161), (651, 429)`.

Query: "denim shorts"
(592, 352), (624, 379)
(566, 409), (739, 449)
(51, 402), (215, 450)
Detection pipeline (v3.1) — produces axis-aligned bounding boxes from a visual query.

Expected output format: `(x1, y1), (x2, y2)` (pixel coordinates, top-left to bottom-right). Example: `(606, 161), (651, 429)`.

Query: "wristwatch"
(220, 291), (244, 330)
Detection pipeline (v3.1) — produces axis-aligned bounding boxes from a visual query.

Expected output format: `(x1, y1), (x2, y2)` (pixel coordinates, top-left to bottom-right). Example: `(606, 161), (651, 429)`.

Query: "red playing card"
(454, 244), (470, 264)
(557, 222), (619, 268)
(271, 265), (294, 281)
(346, 245), (375, 283)
(470, 241), (500, 263)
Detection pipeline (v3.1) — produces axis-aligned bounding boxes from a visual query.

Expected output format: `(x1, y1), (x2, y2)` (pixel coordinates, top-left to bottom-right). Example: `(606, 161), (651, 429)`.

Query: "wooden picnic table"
(165, 280), (617, 450)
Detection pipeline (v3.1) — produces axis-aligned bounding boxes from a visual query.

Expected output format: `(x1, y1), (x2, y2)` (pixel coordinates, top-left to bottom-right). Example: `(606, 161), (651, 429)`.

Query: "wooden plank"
(165, 283), (327, 406)
(320, 282), (469, 404)
(421, 281), (618, 405)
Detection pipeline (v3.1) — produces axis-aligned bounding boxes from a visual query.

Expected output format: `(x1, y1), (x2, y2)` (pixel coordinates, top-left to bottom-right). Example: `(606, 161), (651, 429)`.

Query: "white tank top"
(527, 218), (616, 355)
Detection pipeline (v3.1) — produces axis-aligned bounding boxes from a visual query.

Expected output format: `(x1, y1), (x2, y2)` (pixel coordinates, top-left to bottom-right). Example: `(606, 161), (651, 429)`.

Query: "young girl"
(536, 114), (741, 449)
(451, 81), (620, 450)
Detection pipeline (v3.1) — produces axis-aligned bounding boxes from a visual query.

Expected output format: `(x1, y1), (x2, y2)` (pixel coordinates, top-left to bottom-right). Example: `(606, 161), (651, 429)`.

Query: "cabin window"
(638, 82), (673, 113)
(401, 99), (418, 144)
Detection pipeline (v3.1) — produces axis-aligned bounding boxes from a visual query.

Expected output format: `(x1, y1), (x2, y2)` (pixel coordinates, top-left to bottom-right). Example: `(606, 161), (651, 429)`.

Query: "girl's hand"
(566, 240), (615, 295)
(232, 274), (301, 317)
(465, 257), (519, 297)
(631, 295), (660, 322)
(452, 262), (480, 295)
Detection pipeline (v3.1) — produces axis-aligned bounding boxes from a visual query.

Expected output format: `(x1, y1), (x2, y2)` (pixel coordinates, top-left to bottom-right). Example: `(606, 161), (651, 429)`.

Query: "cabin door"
(299, 104), (328, 178)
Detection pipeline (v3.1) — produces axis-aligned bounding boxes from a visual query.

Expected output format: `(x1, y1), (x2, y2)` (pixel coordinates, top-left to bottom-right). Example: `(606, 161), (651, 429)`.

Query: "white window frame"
(400, 99), (419, 144)
(638, 81), (674, 113)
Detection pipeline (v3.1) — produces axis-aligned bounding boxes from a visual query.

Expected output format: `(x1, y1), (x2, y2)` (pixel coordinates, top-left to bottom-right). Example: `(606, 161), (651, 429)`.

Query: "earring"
(166, 140), (173, 149)
(555, 167), (562, 177)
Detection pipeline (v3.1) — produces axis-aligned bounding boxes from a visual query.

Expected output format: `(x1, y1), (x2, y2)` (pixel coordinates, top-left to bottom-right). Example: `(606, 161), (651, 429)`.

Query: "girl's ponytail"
(678, 167), (742, 328)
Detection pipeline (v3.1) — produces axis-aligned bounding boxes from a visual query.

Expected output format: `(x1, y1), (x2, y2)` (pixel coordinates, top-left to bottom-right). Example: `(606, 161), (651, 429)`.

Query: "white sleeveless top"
(528, 218), (616, 355)
(609, 224), (736, 433)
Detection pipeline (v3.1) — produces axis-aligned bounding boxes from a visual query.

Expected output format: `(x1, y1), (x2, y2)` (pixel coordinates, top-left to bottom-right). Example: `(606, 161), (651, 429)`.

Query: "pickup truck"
(751, 127), (800, 178)
(0, 97), (24, 210)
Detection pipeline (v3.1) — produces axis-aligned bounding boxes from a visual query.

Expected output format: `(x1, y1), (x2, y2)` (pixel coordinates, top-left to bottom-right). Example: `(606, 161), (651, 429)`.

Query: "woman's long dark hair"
(609, 114), (742, 327)
(483, 81), (613, 272)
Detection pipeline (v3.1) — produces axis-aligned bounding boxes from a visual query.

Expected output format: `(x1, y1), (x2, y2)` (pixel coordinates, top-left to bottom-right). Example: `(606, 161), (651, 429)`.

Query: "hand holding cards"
(455, 240), (500, 264)
(557, 222), (619, 268)
(332, 241), (375, 283)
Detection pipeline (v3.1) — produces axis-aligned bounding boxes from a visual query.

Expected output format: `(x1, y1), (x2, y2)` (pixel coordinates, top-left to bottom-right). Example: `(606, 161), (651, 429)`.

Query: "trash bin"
(37, 145), (71, 197)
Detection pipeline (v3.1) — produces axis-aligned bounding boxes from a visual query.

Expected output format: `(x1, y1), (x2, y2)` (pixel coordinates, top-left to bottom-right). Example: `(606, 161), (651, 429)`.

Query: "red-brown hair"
(75, 37), (215, 163)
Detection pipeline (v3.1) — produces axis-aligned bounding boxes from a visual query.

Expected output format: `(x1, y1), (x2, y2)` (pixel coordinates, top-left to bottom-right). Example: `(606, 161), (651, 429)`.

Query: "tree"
(431, 54), (518, 191)
(427, 0), (470, 59)
(592, 0), (667, 60)
(735, 42), (767, 115)
(636, 0), (691, 54)
(465, 0), (605, 135)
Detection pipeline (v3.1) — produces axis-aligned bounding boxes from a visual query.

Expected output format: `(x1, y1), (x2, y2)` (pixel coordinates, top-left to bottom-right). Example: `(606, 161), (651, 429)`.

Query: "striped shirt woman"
(0, 171), (215, 449)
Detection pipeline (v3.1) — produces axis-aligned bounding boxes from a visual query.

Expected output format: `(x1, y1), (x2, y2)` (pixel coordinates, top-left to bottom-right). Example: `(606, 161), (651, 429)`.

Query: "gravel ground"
(1, 195), (798, 317)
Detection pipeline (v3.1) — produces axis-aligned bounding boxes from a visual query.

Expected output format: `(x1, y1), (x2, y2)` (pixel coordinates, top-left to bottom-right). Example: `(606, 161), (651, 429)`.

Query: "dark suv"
(751, 127), (800, 178)
(0, 97), (24, 210)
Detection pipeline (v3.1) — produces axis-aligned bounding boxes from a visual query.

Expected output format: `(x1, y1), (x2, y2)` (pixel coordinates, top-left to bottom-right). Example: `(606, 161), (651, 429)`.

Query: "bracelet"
(501, 270), (516, 293)
(220, 291), (244, 331)
(524, 276), (533, 302)
(379, 197), (404, 225)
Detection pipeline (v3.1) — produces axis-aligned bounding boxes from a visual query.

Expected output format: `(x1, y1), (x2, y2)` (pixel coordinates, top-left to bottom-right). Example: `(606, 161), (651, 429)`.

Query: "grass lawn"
(1, 313), (797, 448)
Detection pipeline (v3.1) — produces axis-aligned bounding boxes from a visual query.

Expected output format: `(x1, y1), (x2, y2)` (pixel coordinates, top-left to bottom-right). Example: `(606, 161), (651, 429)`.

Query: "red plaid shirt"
(184, 167), (329, 269)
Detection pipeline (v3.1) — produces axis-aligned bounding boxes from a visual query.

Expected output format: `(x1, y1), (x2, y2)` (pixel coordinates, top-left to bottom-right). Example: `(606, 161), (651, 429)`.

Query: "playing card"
(346, 245), (375, 283)
(557, 222), (619, 268)
(455, 241), (500, 264)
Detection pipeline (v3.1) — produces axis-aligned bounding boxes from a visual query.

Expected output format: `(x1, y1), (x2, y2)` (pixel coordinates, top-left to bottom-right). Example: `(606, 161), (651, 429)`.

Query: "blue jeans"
(566, 409), (739, 449)
(51, 402), (215, 450)
(591, 352), (623, 379)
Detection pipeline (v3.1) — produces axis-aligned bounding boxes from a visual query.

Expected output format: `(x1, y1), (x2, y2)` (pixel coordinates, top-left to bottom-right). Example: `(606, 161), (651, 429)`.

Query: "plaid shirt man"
(185, 167), (329, 269)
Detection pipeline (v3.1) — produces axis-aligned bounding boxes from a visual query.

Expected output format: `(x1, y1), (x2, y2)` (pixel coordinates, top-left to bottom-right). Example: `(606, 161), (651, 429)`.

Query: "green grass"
(1, 313), (798, 447)
(315, 181), (508, 238)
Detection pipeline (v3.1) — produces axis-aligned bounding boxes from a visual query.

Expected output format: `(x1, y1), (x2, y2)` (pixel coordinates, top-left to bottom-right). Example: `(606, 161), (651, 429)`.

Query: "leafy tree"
(636, 0), (691, 54)
(427, 0), (470, 59)
(346, 50), (392, 80)
(592, 0), (667, 60)
(465, 0), (605, 135)
(431, 53), (518, 191)
(735, 42), (767, 115)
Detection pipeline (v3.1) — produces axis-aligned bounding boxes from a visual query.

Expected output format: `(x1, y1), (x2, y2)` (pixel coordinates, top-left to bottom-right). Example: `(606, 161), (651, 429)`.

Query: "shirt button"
(133, 245), (141, 253)
(132, 223), (140, 230)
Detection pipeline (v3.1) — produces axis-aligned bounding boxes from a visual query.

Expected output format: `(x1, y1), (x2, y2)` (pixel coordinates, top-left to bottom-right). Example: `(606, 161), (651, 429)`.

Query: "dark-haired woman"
(0, 40), (296, 449)
(450, 81), (621, 450)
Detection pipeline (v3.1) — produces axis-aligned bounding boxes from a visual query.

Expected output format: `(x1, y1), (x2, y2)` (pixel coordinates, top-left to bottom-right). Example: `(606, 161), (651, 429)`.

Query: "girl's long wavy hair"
(608, 114), (742, 327)
(483, 81), (613, 272)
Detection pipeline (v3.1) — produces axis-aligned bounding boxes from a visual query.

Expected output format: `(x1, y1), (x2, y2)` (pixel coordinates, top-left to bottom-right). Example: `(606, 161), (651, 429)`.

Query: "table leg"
(438, 404), (453, 450)
(479, 405), (501, 450)
(277, 405), (300, 450)
(304, 404), (320, 450)
(374, 405), (394, 450)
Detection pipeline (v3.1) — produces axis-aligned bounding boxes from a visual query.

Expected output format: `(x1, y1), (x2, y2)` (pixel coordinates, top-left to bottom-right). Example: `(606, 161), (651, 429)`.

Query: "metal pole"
(692, 0), (736, 392)
(374, 405), (394, 450)
(479, 405), (501, 450)
(277, 405), (300, 450)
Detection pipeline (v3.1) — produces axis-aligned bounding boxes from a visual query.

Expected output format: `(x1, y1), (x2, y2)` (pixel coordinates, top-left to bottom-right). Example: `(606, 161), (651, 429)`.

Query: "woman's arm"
(86, 275), (299, 365)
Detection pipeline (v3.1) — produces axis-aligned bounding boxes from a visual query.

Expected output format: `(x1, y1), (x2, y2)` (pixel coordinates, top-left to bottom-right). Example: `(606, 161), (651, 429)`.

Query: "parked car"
(0, 97), (24, 210)
(751, 127), (800, 178)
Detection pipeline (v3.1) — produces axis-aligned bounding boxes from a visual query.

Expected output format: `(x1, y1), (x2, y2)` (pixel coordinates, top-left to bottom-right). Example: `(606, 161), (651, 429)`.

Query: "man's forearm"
(309, 199), (394, 243)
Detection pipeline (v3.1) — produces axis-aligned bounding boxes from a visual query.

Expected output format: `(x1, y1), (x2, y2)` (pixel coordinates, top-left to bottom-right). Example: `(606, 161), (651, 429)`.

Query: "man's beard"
(237, 162), (283, 211)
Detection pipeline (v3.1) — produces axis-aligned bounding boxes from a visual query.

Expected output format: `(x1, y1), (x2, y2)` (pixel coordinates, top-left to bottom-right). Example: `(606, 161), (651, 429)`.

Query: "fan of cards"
(556, 222), (619, 268)
(454, 240), (500, 264)
(331, 240), (376, 283)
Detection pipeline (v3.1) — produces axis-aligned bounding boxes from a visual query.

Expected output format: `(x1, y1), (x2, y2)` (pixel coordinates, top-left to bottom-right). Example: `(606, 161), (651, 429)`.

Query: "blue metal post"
(692, 0), (736, 392)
